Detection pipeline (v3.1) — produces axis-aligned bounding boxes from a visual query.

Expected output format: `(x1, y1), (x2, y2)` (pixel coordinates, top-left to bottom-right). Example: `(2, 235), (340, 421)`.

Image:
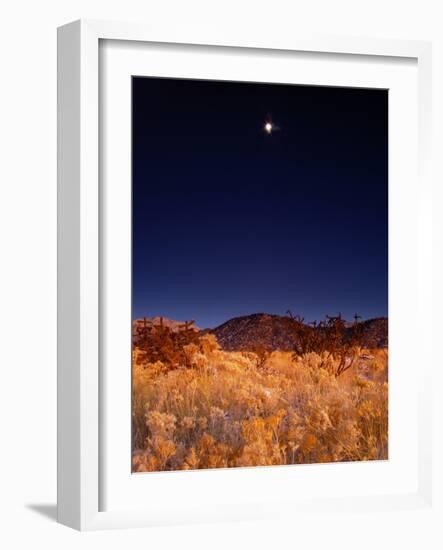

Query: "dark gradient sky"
(132, 77), (388, 328)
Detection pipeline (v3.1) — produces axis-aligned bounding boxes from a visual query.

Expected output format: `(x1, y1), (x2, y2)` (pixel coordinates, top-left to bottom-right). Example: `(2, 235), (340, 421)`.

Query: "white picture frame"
(57, 19), (433, 531)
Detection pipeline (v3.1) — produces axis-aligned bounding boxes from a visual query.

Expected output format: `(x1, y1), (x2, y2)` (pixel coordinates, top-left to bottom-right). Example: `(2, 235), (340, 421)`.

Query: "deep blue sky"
(132, 77), (388, 328)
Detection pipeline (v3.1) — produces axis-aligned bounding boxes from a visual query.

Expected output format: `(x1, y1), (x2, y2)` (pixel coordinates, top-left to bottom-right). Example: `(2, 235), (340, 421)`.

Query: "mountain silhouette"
(210, 313), (387, 351)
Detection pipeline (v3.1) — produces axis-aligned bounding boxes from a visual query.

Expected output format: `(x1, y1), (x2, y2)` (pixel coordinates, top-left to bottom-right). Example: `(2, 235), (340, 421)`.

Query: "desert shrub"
(132, 338), (388, 471)
(135, 318), (201, 370)
(290, 315), (366, 377)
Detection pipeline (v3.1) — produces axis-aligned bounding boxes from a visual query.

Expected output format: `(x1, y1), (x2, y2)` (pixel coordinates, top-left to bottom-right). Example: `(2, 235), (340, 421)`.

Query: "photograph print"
(131, 77), (388, 473)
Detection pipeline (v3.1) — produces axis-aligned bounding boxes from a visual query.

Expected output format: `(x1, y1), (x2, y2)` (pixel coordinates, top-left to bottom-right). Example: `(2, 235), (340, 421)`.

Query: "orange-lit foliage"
(132, 334), (388, 472)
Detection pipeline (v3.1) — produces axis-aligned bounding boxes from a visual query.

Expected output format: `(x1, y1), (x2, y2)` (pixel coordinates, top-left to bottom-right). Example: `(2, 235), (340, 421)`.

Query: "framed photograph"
(57, 19), (433, 530)
(129, 76), (391, 474)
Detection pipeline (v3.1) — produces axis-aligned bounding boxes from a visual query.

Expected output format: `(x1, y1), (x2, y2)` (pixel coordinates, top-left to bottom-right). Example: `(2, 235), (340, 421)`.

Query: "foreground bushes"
(132, 335), (388, 472)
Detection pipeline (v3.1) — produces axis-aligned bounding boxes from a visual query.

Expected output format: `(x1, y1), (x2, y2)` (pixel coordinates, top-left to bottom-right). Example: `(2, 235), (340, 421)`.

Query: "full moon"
(264, 122), (273, 134)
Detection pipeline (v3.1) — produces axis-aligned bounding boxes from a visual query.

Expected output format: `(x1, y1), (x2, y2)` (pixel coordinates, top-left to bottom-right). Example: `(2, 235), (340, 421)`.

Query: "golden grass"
(132, 335), (388, 472)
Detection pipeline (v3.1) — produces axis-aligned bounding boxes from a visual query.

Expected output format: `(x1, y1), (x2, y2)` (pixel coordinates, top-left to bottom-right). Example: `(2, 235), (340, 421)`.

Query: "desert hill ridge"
(133, 313), (387, 351)
(132, 316), (199, 337)
(210, 313), (387, 351)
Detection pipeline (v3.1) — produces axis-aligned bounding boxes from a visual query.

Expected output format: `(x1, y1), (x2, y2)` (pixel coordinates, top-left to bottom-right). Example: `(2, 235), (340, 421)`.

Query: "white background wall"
(0, 1), (442, 548)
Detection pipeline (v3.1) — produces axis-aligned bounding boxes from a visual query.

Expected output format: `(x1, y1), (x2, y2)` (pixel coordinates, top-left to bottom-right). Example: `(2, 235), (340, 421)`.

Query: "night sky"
(132, 77), (388, 329)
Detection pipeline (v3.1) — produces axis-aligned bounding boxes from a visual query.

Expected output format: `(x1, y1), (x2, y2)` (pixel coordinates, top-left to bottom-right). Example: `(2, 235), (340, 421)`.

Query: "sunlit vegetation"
(132, 326), (388, 472)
